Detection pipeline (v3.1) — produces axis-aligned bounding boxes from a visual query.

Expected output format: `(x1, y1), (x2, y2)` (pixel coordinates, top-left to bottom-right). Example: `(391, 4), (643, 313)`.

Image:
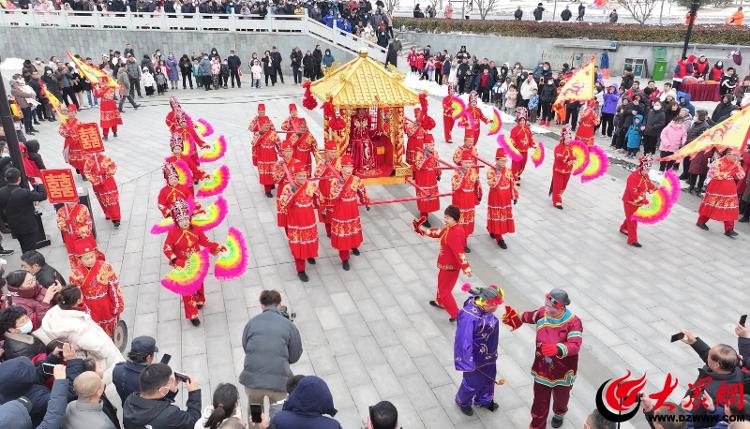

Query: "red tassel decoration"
(302, 81), (318, 110)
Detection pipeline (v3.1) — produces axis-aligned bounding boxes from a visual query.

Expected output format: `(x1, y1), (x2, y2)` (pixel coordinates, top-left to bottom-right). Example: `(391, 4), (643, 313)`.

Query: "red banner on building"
(41, 169), (79, 203)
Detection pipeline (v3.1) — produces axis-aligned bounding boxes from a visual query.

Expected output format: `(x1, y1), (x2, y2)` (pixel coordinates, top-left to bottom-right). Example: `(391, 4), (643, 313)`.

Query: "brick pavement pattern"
(15, 84), (747, 429)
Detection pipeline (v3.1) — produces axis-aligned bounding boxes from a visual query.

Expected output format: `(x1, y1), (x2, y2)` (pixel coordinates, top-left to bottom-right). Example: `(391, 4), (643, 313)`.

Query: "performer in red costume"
(574, 100), (600, 147)
(93, 77), (123, 140)
(273, 140), (295, 230)
(166, 132), (206, 191)
(442, 83), (457, 143)
(486, 148), (518, 249)
(314, 140), (339, 238)
(157, 162), (194, 218)
(251, 107), (281, 197)
(413, 134), (440, 227)
(165, 97), (207, 149)
(83, 152), (121, 228)
(69, 238), (123, 336)
(290, 118), (318, 176)
(281, 103), (300, 132)
(248, 103), (275, 167)
(405, 107), (427, 166)
(503, 289), (583, 429)
(550, 126), (575, 210)
(696, 150), (746, 237)
(459, 91), (488, 144)
(453, 135), (477, 166)
(277, 159), (320, 282)
(413, 205), (472, 322)
(350, 108), (377, 174)
(328, 155), (370, 271)
(510, 107), (537, 185)
(163, 198), (224, 326)
(452, 150), (482, 250)
(59, 105), (85, 174)
(620, 155), (657, 247)
(56, 202), (96, 260)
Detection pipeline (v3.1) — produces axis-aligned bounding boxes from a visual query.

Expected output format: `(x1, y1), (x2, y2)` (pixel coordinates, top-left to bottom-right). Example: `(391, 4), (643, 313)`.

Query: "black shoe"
(554, 204), (563, 210)
(458, 405), (474, 416)
(33, 121), (40, 125)
(48, 117), (56, 122)
(464, 247), (471, 253)
(429, 300), (444, 309)
(265, 191), (273, 198)
(739, 217), (749, 223)
(497, 239), (507, 249)
(479, 402), (499, 412)
(423, 220), (431, 228)
(118, 109), (124, 113)
(0, 249), (14, 256)
(134, 104), (141, 109)
(351, 248), (360, 256)
(307, 257), (316, 264)
(113, 132), (117, 137)
(696, 223), (709, 231)
(489, 233), (495, 239)
(298, 271), (309, 282)
(197, 303), (204, 309)
(551, 416), (564, 428)
(190, 318), (201, 326)
(449, 318), (456, 323)
(628, 242), (642, 248)
(103, 136), (109, 141)
(342, 260), (350, 271)
(113, 221), (120, 228)
(725, 230), (739, 238)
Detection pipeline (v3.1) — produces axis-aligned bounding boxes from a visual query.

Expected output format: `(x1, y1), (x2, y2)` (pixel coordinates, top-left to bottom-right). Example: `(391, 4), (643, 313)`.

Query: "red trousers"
(338, 250), (349, 262)
(182, 284), (205, 320)
(324, 222), (331, 237)
(551, 171), (570, 206)
(264, 184), (273, 193)
(697, 215), (734, 232)
(530, 382), (572, 429)
(620, 202), (639, 244)
(436, 269), (460, 319)
(294, 258), (306, 272)
(102, 125), (118, 137)
(443, 115), (454, 142)
(93, 179), (121, 222)
(511, 152), (529, 180)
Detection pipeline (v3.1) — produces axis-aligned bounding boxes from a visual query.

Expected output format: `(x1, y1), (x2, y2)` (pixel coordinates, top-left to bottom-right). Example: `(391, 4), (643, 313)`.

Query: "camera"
(279, 305), (296, 322)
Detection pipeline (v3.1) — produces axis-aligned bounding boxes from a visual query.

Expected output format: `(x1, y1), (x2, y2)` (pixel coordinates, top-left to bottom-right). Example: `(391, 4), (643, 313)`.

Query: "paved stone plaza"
(13, 83), (747, 429)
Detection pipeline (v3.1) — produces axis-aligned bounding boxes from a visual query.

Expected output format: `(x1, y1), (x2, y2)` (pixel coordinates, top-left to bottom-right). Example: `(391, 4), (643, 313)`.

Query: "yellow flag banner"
(66, 51), (119, 89)
(44, 87), (68, 119)
(553, 61), (596, 109)
(662, 103), (750, 161)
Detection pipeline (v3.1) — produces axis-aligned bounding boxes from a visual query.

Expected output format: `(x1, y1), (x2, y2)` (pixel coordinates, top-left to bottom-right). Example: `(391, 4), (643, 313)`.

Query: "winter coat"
(2, 332), (46, 360)
(117, 68), (130, 92)
(165, 56), (179, 81)
(62, 400), (117, 429)
(688, 150), (712, 175)
(658, 121), (687, 152)
(712, 95), (738, 123)
(4, 283), (51, 329)
(270, 376), (341, 429)
(112, 360), (148, 404)
(686, 119), (710, 144)
(676, 91), (695, 116)
(40, 306), (125, 381)
(0, 399), (32, 429)
(197, 58), (211, 77)
(520, 79), (537, 100)
(620, 73), (634, 90)
(601, 86), (619, 114)
(720, 73), (739, 96)
(179, 58), (193, 75)
(239, 308), (303, 392)
(141, 71), (156, 88)
(0, 356), (53, 425)
(122, 389), (202, 429)
(322, 53), (334, 68)
(626, 115), (643, 149)
(643, 108), (666, 137)
(125, 61), (141, 79)
(539, 83), (556, 103)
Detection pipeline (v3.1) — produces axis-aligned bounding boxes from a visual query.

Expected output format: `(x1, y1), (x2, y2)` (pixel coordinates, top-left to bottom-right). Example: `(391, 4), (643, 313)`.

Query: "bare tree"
(473, 0), (498, 19)
(384, 0), (399, 14)
(618, 0), (659, 24)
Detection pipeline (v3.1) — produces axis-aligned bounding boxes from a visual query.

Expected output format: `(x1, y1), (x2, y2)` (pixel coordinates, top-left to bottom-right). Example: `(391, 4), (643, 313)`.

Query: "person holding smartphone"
(123, 363), (201, 429)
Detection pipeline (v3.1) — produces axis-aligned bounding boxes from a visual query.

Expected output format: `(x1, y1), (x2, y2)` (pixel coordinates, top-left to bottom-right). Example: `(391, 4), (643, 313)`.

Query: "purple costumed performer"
(503, 289), (583, 429)
(454, 284), (505, 416)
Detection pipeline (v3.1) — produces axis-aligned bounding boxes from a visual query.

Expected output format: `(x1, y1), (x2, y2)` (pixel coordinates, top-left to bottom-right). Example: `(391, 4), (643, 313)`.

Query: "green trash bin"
(652, 59), (668, 81)
(654, 46), (667, 60)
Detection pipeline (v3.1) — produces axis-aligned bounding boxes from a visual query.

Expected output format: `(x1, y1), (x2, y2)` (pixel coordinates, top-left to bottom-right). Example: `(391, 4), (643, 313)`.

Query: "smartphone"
(670, 332), (685, 343)
(174, 371), (189, 383)
(41, 363), (55, 376)
(160, 353), (172, 365)
(741, 315), (747, 327)
(5, 293), (12, 306)
(250, 404), (262, 423)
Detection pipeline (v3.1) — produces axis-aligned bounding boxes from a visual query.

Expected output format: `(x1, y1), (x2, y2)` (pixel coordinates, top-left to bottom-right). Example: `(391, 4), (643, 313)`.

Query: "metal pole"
(0, 68), (30, 189)
(681, 0), (700, 59)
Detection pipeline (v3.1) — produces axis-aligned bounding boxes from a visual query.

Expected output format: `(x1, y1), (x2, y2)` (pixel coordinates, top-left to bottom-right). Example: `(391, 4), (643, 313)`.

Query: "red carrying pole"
(364, 192), (453, 206)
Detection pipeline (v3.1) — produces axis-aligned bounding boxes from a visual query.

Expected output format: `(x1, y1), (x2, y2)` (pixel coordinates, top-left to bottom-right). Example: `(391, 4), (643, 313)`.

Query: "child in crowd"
(504, 84), (518, 113)
(626, 114), (644, 158)
(527, 88), (539, 123)
(251, 59), (263, 89)
(142, 67), (156, 96)
(155, 68), (168, 95)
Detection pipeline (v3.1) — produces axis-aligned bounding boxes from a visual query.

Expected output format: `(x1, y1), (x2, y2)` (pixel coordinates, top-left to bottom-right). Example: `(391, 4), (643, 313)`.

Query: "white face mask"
(19, 319), (33, 334)
(653, 105), (661, 111)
